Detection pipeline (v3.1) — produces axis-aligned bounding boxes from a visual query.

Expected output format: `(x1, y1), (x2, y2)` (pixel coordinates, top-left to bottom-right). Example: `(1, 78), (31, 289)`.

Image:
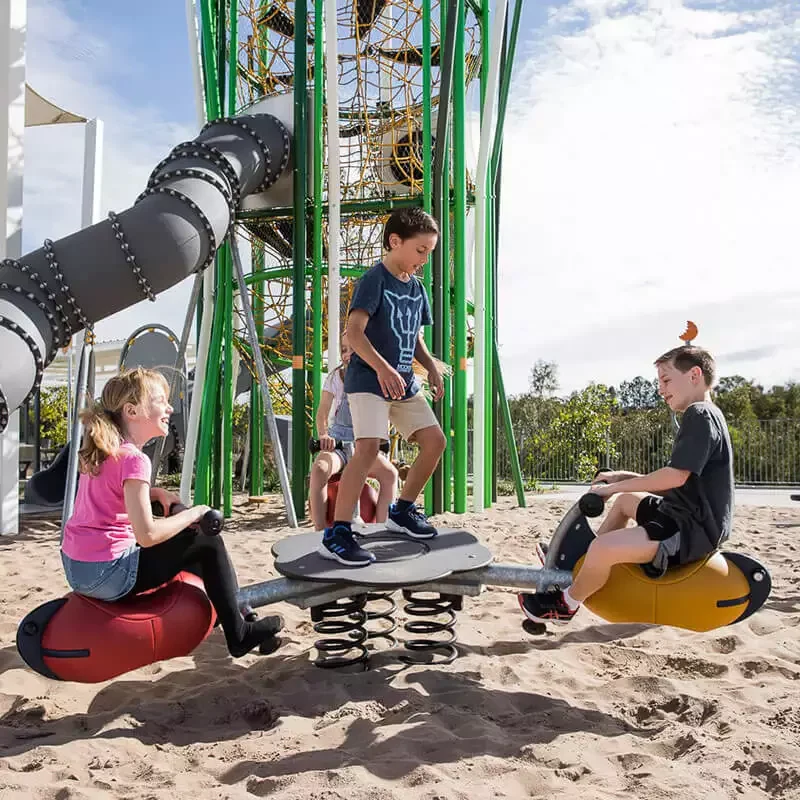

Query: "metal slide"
(0, 114), (291, 433)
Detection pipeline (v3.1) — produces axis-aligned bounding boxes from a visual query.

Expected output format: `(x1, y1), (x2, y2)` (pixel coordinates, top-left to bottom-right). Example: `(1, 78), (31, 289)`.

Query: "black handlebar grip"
(198, 509), (225, 536)
(168, 502), (188, 516)
(308, 437), (344, 453)
(579, 492), (606, 518)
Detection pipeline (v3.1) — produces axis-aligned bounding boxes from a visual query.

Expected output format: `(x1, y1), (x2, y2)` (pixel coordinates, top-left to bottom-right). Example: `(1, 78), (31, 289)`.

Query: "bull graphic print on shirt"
(383, 290), (424, 373)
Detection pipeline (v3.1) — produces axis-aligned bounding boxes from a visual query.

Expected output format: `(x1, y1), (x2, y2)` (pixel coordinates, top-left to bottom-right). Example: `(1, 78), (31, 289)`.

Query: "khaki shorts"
(348, 392), (439, 442)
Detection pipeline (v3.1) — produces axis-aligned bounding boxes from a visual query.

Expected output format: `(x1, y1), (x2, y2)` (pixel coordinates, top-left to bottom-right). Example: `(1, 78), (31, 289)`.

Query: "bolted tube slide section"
(0, 114), (291, 431)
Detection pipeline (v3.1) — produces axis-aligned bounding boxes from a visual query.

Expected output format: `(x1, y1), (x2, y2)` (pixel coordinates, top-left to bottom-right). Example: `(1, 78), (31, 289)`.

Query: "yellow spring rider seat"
(542, 493), (771, 633)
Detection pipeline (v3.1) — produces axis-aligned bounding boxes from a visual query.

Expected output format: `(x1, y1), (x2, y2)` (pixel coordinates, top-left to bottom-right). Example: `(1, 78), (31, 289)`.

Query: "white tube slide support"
(324, 0), (341, 369)
(472, 0), (508, 512)
(180, 0), (212, 505)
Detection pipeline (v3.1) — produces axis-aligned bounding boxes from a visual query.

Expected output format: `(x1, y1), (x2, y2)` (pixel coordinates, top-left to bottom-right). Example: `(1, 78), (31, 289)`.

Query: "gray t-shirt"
(344, 262), (432, 399)
(660, 402), (734, 563)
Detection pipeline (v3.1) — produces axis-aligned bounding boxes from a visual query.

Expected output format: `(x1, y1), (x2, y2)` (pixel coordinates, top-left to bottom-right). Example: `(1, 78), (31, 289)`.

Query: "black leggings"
(124, 529), (246, 645)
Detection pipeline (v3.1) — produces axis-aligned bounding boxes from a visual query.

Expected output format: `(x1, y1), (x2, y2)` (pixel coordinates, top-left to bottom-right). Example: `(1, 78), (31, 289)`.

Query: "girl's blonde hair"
(78, 367), (169, 475)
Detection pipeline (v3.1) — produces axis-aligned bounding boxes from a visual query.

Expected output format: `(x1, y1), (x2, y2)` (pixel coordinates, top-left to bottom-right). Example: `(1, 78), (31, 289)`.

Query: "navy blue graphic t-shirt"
(344, 263), (432, 399)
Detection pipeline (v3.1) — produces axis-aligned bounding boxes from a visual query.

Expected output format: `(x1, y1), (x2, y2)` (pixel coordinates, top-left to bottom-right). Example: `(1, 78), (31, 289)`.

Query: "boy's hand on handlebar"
(590, 484), (615, 499)
(377, 364), (406, 400)
(318, 435), (336, 452)
(592, 470), (623, 485)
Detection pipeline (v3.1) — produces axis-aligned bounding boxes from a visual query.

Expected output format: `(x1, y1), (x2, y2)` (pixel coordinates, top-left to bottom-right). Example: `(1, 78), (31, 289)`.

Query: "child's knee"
(585, 536), (615, 564)
(310, 457), (335, 484)
(374, 460), (398, 484)
(416, 425), (446, 455)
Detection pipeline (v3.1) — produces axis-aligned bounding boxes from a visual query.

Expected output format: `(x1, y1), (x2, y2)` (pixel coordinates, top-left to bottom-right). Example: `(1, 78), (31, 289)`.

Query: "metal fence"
(492, 417), (800, 487)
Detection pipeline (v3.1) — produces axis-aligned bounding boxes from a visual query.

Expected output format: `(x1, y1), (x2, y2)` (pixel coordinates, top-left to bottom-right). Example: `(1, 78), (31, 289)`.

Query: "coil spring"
(364, 591), (398, 650)
(311, 596), (369, 670)
(399, 591), (462, 665)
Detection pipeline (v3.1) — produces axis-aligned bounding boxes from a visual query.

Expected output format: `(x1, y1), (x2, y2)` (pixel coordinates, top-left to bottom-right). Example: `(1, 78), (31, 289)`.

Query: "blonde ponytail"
(78, 402), (123, 475)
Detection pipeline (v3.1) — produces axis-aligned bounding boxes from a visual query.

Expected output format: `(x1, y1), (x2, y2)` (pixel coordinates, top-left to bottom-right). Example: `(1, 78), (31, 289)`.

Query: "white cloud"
(22, 0), (198, 344)
(497, 0), (800, 394)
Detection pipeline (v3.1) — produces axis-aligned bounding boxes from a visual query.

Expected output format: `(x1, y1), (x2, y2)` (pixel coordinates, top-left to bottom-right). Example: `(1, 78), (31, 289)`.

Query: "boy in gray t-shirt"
(519, 345), (734, 624)
(319, 208), (446, 566)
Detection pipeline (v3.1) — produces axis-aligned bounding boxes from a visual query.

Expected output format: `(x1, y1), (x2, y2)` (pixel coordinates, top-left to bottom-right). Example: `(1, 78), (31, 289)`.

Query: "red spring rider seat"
(16, 572), (216, 683)
(16, 507), (225, 683)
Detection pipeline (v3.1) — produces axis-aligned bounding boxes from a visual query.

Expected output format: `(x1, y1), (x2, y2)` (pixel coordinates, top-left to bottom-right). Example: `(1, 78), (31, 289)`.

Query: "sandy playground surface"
(1, 495), (799, 800)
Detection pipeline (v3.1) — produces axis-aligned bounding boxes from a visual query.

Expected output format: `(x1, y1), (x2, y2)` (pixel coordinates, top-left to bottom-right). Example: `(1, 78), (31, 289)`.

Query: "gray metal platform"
(271, 527), (494, 586)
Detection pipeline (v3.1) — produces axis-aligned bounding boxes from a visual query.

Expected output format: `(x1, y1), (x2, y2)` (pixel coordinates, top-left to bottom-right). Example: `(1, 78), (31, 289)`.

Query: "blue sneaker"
(319, 523), (375, 566)
(386, 502), (437, 539)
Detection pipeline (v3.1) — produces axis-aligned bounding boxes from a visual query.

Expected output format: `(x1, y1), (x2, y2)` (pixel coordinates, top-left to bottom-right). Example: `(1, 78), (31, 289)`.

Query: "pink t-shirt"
(62, 443), (151, 562)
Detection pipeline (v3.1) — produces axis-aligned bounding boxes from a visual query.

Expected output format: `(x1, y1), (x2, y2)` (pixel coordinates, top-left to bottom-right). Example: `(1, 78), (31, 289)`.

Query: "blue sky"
(21, 0), (800, 395)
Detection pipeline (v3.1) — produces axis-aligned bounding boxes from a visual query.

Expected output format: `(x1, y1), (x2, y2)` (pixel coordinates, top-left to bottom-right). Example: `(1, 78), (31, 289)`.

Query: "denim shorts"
(61, 546), (140, 602)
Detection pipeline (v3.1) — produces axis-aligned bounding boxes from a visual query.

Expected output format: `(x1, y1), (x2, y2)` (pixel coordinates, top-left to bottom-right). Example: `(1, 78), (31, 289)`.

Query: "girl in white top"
(310, 334), (397, 531)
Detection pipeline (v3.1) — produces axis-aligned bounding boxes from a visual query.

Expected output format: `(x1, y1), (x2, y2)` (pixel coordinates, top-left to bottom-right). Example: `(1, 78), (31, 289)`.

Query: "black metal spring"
(364, 591), (398, 651)
(399, 591), (462, 665)
(311, 596), (369, 670)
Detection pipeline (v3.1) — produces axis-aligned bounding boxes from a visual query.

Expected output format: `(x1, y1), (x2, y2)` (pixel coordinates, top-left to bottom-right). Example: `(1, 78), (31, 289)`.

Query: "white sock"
(563, 588), (581, 611)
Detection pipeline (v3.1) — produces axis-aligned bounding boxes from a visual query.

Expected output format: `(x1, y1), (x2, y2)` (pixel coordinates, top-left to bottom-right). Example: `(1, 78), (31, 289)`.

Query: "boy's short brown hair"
(655, 345), (716, 387)
(383, 207), (440, 249)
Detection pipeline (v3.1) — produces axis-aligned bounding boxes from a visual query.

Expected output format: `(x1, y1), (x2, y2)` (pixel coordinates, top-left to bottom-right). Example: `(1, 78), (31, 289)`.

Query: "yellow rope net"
(233, 0), (481, 411)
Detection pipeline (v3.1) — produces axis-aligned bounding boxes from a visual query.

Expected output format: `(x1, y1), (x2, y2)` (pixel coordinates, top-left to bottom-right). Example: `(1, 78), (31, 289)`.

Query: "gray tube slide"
(0, 114), (291, 433)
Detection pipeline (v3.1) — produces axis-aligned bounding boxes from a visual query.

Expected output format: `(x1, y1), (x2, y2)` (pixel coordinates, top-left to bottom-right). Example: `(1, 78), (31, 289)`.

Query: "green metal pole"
(311, 0), (324, 426)
(490, 0), (526, 505)
(422, 0), (433, 514)
(199, 0), (220, 120)
(432, 0), (458, 513)
(494, 337), (525, 507)
(453, 0), (468, 512)
(216, 0), (238, 517)
(292, 0), (309, 519)
(222, 247), (234, 516)
(228, 0), (238, 114)
(442, 182), (452, 512)
(492, 150), (502, 503)
(250, 244), (265, 496)
(194, 0), (223, 503)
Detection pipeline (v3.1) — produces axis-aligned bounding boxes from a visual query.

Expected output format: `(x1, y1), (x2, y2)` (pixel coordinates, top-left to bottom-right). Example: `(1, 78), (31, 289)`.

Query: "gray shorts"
(61, 546), (140, 602)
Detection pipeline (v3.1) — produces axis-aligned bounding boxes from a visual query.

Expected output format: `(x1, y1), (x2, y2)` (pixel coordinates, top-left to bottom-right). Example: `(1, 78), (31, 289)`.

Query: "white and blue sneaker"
(386, 502), (438, 539)
(319, 523), (375, 566)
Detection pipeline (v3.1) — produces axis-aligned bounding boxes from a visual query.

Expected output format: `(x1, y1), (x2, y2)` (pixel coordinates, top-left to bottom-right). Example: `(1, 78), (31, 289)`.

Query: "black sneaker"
(386, 502), (437, 539)
(518, 590), (579, 625)
(319, 524), (376, 566)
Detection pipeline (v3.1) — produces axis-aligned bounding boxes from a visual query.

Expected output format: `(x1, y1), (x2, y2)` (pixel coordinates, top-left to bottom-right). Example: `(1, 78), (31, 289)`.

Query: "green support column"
(292, 0), (310, 518)
(250, 244), (265, 496)
(311, 0), (324, 423)
(490, 0), (526, 506)
(422, 0), (433, 514)
(453, 0), (468, 512)
(194, 0), (224, 507)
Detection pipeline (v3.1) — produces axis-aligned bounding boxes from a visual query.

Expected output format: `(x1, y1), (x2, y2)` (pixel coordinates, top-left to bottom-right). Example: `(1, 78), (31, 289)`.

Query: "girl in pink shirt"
(62, 367), (283, 658)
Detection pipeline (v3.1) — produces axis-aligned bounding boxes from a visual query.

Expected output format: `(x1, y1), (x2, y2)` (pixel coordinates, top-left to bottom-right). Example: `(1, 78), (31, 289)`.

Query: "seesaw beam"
(238, 563), (572, 611)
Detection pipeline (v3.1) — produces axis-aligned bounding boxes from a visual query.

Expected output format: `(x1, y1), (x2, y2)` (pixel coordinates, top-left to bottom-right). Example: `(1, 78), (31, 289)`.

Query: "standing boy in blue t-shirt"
(320, 208), (446, 566)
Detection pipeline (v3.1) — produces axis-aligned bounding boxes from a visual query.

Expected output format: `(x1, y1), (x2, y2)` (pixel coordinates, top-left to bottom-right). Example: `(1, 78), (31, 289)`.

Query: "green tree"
(39, 387), (69, 446)
(528, 359), (559, 398)
(617, 376), (660, 411)
(535, 383), (618, 480)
